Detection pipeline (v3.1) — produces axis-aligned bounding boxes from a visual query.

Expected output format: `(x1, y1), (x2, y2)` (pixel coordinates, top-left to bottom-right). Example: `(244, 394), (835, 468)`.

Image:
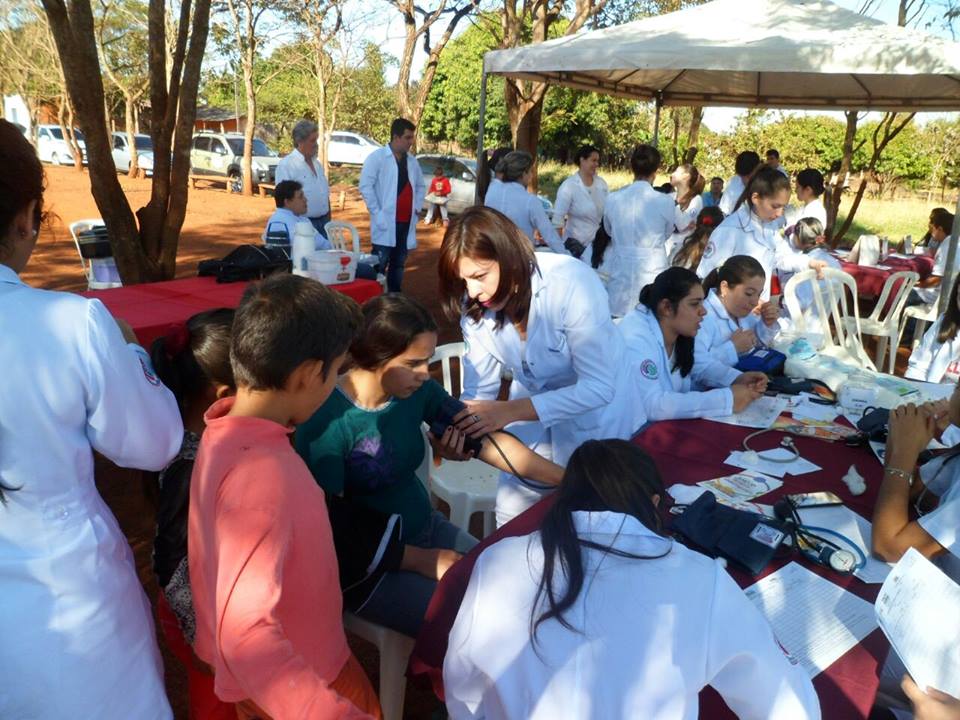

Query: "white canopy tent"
(476, 0), (960, 313)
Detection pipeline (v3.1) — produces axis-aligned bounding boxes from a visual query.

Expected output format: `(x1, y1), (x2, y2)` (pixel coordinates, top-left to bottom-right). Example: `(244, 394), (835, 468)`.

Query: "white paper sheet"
(744, 562), (878, 678)
(789, 397), (840, 423)
(698, 471), (783, 502)
(876, 548), (960, 698)
(710, 395), (790, 429)
(797, 505), (894, 584)
(724, 448), (821, 478)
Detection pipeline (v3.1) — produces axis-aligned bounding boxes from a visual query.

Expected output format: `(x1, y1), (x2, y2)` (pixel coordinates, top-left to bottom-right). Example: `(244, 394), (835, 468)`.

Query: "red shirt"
(429, 176), (451, 196)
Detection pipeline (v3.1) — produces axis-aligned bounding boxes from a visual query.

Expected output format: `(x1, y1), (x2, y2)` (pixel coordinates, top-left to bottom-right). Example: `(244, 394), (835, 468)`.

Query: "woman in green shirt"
(296, 293), (563, 637)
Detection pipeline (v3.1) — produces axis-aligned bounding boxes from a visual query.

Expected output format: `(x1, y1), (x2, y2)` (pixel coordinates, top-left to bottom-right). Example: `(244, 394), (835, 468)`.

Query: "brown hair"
(0, 120), (45, 259)
(675, 164), (705, 210)
(351, 294), (438, 370)
(438, 206), (536, 329)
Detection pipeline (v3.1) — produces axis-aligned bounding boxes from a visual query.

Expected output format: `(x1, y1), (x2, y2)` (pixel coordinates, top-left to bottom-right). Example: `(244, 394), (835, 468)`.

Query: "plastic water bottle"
(292, 221), (314, 277)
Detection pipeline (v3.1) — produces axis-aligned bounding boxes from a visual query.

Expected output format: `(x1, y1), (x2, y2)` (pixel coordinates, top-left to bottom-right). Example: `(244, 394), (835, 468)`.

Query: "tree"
(41, 0), (212, 282)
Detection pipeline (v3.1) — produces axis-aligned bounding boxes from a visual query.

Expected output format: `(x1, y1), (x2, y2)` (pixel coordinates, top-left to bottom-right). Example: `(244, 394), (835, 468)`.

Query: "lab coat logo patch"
(139, 356), (161, 386)
(703, 242), (715, 259)
(640, 359), (658, 379)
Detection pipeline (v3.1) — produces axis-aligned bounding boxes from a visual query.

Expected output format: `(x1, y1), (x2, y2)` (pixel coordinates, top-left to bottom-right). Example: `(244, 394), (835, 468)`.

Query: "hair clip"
(163, 323), (191, 357)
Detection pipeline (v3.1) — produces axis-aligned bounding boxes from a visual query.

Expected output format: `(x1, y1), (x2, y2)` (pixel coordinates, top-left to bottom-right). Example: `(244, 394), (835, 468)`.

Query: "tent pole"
(938, 193), (960, 316)
(652, 93), (663, 147)
(475, 68), (489, 205)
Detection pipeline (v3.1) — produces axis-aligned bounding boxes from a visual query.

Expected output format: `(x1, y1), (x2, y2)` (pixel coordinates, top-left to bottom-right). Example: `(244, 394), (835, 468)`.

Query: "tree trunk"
(825, 110), (858, 244)
(241, 73), (256, 196)
(506, 80), (546, 191)
(683, 107), (703, 165)
(125, 92), (140, 177)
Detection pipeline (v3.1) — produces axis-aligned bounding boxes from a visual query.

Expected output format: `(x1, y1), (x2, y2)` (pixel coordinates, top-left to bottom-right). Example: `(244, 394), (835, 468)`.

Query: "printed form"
(744, 562), (878, 678)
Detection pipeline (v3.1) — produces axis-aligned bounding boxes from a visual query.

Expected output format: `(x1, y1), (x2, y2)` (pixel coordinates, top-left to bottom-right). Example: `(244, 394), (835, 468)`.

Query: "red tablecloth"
(409, 418), (888, 719)
(841, 255), (934, 299)
(80, 275), (382, 347)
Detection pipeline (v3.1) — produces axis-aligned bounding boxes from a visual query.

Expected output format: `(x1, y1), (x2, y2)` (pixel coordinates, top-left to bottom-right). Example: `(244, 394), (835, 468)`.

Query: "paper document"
(875, 548), (960, 698)
(797, 505), (894, 584)
(744, 562), (878, 678)
(710, 395), (790, 429)
(789, 397), (840, 423)
(666, 484), (775, 516)
(724, 449), (821, 478)
(698, 471), (782, 503)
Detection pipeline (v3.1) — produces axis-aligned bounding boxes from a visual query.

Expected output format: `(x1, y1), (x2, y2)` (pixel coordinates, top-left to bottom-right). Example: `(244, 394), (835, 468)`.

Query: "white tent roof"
(482, 0), (960, 111)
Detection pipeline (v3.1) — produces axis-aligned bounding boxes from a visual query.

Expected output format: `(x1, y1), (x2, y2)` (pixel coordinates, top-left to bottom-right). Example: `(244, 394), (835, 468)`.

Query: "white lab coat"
(693, 290), (778, 389)
(485, 180), (567, 255)
(619, 305), (734, 423)
(914, 237), (960, 306)
(697, 203), (809, 299)
(444, 510), (821, 720)
(460, 253), (641, 523)
(0, 264), (182, 720)
(274, 148), (330, 217)
(553, 172), (608, 258)
(358, 145), (426, 249)
(666, 193), (704, 262)
(785, 197), (827, 228)
(906, 316), (960, 383)
(603, 180), (675, 316)
(262, 206), (332, 250)
(718, 174), (746, 215)
(916, 454), (960, 584)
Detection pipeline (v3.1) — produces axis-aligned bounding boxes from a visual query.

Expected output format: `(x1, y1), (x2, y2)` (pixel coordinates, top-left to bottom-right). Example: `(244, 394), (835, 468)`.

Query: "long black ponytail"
(638, 267), (701, 377)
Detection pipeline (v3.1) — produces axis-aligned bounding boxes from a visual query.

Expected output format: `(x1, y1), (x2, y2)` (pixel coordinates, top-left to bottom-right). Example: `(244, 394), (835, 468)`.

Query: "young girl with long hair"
(444, 439), (820, 719)
(666, 163), (706, 260)
(672, 205), (724, 270)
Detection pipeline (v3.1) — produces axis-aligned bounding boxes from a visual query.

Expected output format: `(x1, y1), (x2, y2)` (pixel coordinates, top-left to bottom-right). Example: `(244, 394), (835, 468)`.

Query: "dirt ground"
(33, 165), (457, 719)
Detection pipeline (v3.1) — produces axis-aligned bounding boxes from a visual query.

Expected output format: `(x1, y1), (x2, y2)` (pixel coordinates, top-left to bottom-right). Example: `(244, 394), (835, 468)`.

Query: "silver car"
(111, 132), (155, 176)
(190, 132), (278, 192)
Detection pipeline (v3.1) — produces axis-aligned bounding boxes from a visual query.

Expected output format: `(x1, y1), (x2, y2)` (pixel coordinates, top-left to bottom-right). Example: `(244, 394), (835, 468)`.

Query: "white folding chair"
(427, 342), (498, 538)
(342, 612), (414, 720)
(783, 267), (876, 371)
(844, 270), (918, 374)
(68, 218), (122, 290)
(325, 219), (387, 291)
(898, 303), (939, 353)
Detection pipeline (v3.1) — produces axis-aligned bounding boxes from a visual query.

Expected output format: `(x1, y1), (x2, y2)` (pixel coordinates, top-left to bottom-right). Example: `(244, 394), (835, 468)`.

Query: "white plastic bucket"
(308, 250), (357, 285)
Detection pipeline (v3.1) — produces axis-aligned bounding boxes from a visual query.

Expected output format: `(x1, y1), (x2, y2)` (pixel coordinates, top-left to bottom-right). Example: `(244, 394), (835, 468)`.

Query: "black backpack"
(197, 245), (292, 283)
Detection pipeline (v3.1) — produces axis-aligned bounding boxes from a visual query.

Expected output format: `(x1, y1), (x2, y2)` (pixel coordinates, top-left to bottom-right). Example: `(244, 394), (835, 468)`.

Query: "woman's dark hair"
(938, 275), (960, 344)
(734, 150), (761, 177)
(629, 144), (661, 180)
(151, 308), (235, 415)
(702, 254), (766, 295)
(531, 440), (668, 642)
(795, 168), (825, 197)
(736, 165), (791, 214)
(930, 207), (955, 235)
(639, 267), (701, 377)
(477, 146), (511, 201)
(350, 293), (438, 370)
(497, 150), (533, 183)
(439, 206), (536, 330)
(675, 163), (705, 209)
(591, 224), (612, 269)
(0, 119), (45, 260)
(672, 206), (723, 270)
(791, 217), (824, 250)
(574, 145), (600, 165)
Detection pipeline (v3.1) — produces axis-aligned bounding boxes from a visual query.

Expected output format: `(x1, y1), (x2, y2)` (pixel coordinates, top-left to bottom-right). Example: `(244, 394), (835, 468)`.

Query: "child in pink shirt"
(188, 274), (380, 719)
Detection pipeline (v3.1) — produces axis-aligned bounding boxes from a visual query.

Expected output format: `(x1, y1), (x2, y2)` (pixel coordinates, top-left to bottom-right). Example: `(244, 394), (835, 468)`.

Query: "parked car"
(189, 132), (278, 192)
(416, 153), (555, 219)
(327, 131), (381, 166)
(36, 124), (87, 165)
(111, 132), (155, 176)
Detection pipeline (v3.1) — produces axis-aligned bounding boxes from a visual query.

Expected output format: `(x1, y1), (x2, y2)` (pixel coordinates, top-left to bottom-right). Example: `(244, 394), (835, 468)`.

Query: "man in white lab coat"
(274, 119), (331, 238)
(719, 150), (761, 216)
(359, 117), (426, 292)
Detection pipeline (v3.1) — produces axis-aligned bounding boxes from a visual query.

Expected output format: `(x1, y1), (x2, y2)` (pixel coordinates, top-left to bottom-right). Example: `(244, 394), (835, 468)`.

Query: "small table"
(409, 417), (888, 719)
(841, 255), (934, 300)
(80, 275), (382, 347)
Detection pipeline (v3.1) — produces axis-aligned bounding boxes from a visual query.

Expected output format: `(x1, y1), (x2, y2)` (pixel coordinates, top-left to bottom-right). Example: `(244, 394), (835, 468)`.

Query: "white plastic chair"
(428, 342), (498, 537)
(342, 612), (414, 720)
(844, 270), (918, 374)
(68, 219), (122, 290)
(783, 267), (876, 371)
(898, 303), (939, 352)
(325, 219), (387, 291)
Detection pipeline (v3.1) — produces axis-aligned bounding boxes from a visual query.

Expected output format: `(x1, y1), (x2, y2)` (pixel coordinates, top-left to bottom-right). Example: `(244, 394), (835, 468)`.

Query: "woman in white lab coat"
(444, 439), (821, 720)
(603, 144), (676, 316)
(439, 206), (639, 526)
(695, 255), (781, 389)
(785, 168), (828, 228)
(619, 267), (766, 423)
(697, 167), (827, 298)
(907, 277), (960, 383)
(665, 163), (705, 261)
(0, 120), (182, 719)
(553, 145), (608, 262)
(484, 150), (567, 255)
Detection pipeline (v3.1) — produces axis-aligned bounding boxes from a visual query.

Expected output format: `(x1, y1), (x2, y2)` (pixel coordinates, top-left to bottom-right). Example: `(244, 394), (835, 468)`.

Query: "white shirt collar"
(707, 288), (734, 322)
(570, 510), (673, 555)
(0, 263), (23, 286)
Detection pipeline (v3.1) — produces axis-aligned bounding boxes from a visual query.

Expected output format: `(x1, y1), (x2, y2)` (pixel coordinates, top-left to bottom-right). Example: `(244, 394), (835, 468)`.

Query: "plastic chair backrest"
(68, 218), (104, 278)
(324, 220), (361, 254)
(783, 267), (875, 369)
(429, 342), (466, 397)
(865, 270), (919, 325)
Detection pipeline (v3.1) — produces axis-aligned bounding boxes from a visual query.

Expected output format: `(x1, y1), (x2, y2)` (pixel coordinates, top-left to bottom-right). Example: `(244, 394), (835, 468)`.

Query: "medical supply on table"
(774, 496), (866, 575)
(839, 373), (881, 414)
(842, 465), (867, 495)
(307, 250), (357, 285)
(742, 428), (800, 463)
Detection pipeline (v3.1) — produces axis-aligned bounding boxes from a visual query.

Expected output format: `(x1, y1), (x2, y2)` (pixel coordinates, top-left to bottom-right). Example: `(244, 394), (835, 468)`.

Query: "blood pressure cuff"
(735, 346), (786, 375)
(326, 495), (405, 611)
(672, 491), (789, 575)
